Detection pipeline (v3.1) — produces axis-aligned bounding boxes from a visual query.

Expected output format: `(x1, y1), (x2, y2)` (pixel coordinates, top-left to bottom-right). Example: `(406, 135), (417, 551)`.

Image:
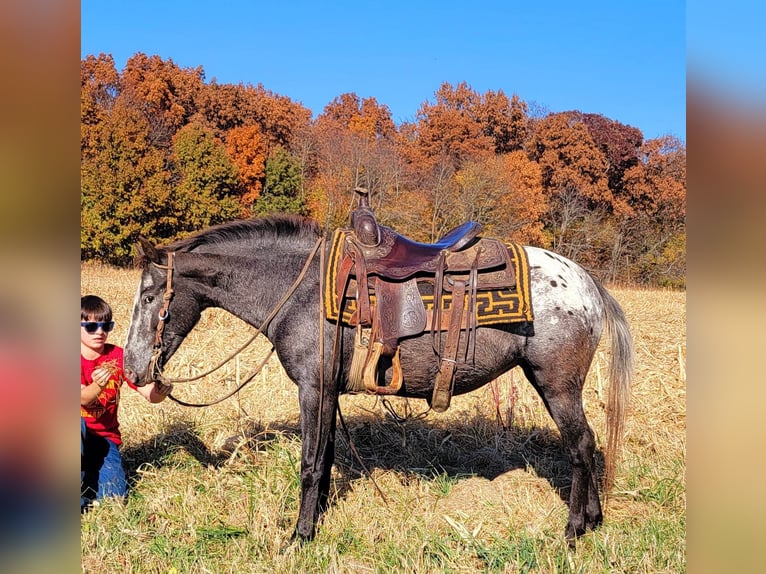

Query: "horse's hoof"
(585, 514), (603, 532)
(289, 528), (314, 546)
(565, 523), (586, 548)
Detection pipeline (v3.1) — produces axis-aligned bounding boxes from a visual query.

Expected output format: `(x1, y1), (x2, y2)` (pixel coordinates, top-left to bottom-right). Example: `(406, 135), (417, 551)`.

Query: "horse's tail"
(594, 280), (633, 494)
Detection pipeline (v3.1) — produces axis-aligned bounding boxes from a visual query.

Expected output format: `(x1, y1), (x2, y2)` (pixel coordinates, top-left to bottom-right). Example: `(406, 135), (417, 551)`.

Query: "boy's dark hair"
(81, 295), (113, 322)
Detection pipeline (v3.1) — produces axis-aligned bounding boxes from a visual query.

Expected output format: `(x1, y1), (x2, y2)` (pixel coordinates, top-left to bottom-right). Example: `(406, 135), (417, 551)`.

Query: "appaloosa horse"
(123, 214), (632, 545)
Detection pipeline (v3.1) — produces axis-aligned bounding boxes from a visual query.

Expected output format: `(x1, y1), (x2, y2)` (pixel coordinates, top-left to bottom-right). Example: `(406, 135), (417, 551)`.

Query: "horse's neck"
(206, 246), (315, 329)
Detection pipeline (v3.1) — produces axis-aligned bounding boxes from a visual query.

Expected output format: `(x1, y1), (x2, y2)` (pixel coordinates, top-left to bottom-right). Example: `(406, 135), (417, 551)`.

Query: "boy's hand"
(92, 366), (112, 388)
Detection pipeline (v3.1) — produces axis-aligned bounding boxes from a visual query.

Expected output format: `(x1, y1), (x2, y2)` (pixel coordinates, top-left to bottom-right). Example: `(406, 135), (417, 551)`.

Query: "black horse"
(123, 215), (632, 544)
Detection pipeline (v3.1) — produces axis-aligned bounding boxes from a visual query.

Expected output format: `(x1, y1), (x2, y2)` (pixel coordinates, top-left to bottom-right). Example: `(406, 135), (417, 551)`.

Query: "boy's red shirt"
(80, 344), (137, 445)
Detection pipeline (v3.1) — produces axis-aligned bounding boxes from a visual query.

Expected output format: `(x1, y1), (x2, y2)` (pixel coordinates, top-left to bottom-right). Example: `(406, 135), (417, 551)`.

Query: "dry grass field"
(81, 262), (685, 573)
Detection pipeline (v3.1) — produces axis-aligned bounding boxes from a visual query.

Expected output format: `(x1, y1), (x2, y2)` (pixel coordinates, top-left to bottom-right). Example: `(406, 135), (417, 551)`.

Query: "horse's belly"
(390, 327), (525, 398)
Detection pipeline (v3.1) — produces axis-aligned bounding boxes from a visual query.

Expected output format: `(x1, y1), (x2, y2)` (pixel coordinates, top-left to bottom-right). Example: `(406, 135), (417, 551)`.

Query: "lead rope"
(310, 234), (389, 503)
(168, 348), (275, 407)
(157, 237), (324, 407)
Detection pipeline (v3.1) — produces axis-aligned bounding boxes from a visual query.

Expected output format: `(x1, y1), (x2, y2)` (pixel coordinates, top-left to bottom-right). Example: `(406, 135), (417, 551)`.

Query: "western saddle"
(334, 188), (517, 412)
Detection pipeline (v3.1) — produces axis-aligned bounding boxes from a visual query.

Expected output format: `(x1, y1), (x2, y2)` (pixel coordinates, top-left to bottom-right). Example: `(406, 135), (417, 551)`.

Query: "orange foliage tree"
(81, 52), (684, 286)
(453, 152), (546, 245)
(528, 113), (613, 260)
(309, 93), (399, 230)
(119, 53), (204, 148)
(620, 136), (686, 286)
(478, 91), (530, 154)
(413, 82), (495, 171)
(81, 54), (178, 264)
(224, 124), (267, 214)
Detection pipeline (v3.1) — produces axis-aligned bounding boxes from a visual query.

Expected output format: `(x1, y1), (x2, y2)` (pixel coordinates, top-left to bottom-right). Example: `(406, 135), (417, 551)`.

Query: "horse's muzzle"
(123, 366), (148, 387)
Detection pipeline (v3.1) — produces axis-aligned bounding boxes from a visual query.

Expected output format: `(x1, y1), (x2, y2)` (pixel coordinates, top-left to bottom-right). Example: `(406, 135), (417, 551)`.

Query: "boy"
(80, 294), (172, 511)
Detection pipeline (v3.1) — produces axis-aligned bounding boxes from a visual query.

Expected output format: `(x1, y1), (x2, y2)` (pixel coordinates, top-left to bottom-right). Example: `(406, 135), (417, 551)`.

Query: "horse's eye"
(143, 295), (155, 304)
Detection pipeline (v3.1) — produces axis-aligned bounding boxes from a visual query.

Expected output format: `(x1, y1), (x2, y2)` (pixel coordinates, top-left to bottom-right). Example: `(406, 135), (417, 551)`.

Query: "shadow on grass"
(120, 409), (606, 507)
(120, 418), (302, 490)
(330, 409), (607, 505)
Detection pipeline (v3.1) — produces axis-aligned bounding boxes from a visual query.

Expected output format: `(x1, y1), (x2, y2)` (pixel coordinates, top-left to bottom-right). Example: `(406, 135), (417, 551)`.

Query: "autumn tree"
(243, 84), (313, 151)
(620, 135), (686, 286)
(399, 83), (534, 241)
(197, 81), (312, 151)
(493, 151), (547, 245)
(478, 91), (530, 154)
(80, 108), (172, 264)
(224, 124), (267, 214)
(195, 81), (250, 135)
(564, 111), (644, 197)
(81, 54), (176, 264)
(80, 51), (684, 287)
(119, 53), (204, 148)
(413, 82), (495, 171)
(452, 152), (546, 245)
(309, 93), (399, 230)
(81, 54), (120, 153)
(171, 123), (242, 235)
(528, 113), (612, 261)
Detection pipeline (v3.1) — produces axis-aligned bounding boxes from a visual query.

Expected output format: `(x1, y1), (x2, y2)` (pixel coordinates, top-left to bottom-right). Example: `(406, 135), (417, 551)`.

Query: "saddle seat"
(351, 195), (482, 280)
(368, 221), (483, 279)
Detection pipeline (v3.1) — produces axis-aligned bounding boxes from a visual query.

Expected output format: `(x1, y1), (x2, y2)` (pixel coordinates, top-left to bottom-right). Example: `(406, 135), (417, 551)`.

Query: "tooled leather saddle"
(334, 188), (518, 411)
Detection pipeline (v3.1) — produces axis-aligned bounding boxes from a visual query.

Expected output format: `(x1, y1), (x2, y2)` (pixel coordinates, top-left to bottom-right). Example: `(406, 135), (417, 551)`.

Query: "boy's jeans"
(81, 418), (127, 510)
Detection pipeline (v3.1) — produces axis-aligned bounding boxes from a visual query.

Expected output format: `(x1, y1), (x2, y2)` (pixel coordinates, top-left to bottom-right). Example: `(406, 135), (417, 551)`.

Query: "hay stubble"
(81, 263), (685, 573)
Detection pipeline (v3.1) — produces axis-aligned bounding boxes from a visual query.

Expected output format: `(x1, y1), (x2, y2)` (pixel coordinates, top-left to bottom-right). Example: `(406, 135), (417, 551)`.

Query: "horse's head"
(123, 236), (211, 386)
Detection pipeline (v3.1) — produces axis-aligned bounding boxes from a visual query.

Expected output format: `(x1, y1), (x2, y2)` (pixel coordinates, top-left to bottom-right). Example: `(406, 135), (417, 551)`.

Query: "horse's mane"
(165, 214), (322, 253)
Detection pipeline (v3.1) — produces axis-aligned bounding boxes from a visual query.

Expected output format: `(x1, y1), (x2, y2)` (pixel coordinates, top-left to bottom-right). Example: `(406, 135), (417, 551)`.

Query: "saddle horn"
(351, 187), (380, 247)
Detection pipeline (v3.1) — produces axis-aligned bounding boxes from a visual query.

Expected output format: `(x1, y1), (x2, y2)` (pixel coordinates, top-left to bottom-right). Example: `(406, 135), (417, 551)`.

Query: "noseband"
(149, 252), (175, 382)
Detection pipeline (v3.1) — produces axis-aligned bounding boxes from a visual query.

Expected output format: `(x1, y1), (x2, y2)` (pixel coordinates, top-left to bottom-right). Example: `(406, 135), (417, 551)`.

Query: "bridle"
(148, 251), (175, 384)
(145, 238), (325, 394)
(143, 235), (386, 500)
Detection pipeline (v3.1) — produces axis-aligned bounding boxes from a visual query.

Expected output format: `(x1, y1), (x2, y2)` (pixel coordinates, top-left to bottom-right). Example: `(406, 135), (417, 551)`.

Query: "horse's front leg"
(292, 378), (338, 542)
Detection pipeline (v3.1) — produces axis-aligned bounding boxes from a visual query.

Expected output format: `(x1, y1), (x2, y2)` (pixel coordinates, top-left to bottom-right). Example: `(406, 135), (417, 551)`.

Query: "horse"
(123, 214), (633, 545)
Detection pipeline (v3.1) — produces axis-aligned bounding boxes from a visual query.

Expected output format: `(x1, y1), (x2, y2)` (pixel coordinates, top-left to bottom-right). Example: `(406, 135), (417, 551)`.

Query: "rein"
(149, 232), (388, 503)
(149, 237), (325, 405)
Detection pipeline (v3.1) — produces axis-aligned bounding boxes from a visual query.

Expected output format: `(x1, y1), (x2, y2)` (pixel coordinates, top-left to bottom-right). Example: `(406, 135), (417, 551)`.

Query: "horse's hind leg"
(521, 362), (602, 545)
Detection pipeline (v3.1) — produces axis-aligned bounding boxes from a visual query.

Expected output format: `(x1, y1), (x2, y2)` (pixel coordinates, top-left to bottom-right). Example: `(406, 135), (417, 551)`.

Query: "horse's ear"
(136, 236), (162, 265)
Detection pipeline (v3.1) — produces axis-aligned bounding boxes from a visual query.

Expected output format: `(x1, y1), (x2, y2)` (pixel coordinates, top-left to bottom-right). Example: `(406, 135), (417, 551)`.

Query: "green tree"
(172, 123), (242, 234)
(81, 79), (175, 265)
(253, 147), (306, 215)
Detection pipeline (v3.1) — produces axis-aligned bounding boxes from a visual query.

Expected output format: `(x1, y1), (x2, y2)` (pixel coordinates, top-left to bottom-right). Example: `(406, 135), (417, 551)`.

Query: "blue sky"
(688, 1), (766, 102)
(81, 1), (686, 141)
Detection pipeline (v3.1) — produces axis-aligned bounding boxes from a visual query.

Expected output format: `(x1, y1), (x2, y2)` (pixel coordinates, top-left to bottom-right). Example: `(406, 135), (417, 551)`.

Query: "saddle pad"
(325, 229), (534, 326)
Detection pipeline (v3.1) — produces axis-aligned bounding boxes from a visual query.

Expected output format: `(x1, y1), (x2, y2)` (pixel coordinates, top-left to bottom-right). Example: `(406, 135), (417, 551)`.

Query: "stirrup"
(363, 342), (403, 395)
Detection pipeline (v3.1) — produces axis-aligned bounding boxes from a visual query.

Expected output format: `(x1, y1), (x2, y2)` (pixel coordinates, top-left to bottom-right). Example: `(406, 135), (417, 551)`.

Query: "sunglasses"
(80, 321), (115, 334)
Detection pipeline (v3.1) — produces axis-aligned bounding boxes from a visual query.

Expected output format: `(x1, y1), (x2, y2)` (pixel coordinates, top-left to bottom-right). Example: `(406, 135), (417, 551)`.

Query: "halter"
(148, 252), (175, 383)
